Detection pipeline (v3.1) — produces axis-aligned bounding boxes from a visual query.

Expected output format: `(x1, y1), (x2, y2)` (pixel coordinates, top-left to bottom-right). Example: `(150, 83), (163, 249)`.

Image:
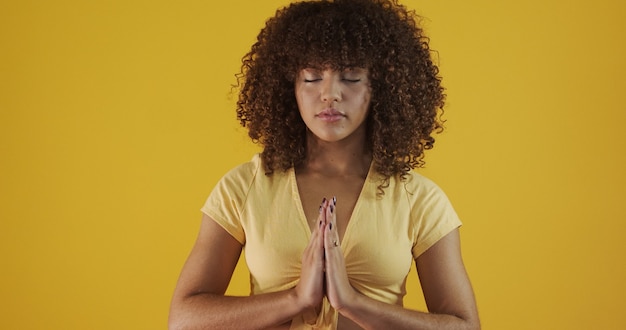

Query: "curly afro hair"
(236, 0), (445, 187)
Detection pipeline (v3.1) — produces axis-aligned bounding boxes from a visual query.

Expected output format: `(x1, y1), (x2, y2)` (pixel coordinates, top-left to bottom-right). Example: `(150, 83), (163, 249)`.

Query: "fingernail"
(330, 204), (334, 213)
(319, 220), (322, 227)
(322, 197), (327, 204)
(319, 205), (322, 213)
(329, 222), (332, 230)
(333, 196), (336, 205)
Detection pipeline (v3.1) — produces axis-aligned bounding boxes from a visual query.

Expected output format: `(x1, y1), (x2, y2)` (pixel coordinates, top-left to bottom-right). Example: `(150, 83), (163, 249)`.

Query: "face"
(295, 67), (371, 143)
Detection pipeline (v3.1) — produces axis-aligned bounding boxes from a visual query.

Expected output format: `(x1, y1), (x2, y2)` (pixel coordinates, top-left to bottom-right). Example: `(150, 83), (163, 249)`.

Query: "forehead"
(300, 66), (368, 73)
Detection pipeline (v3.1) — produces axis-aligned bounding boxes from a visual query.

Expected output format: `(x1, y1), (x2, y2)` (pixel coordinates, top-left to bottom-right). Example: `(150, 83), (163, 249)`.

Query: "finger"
(316, 197), (328, 227)
(313, 216), (325, 248)
(305, 203), (326, 258)
(324, 197), (340, 249)
(330, 196), (337, 239)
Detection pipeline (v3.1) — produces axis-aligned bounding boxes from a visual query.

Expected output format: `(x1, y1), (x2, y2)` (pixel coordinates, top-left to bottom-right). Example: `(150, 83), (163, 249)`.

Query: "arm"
(168, 213), (326, 330)
(323, 202), (479, 329)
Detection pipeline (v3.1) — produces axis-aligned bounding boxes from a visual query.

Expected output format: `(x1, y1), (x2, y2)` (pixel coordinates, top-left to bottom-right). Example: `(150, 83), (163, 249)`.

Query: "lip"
(316, 108), (345, 122)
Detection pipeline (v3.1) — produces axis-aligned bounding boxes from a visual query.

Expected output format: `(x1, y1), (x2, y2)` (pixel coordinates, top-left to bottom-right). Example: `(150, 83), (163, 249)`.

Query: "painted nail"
(329, 222), (332, 230)
(333, 196), (336, 205)
(322, 197), (327, 204)
(319, 205), (322, 213)
(330, 204), (334, 213)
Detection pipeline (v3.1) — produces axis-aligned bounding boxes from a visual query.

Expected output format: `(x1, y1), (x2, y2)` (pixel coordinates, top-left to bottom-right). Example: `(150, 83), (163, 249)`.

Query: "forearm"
(168, 288), (305, 330)
(340, 293), (480, 330)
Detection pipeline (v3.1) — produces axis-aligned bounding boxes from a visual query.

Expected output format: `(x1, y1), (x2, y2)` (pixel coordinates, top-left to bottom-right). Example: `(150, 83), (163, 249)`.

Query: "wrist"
(334, 285), (360, 314)
(289, 286), (318, 313)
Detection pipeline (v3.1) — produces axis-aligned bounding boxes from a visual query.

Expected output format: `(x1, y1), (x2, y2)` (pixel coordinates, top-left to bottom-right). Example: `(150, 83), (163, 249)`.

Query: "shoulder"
(385, 170), (458, 219)
(215, 154), (264, 188)
(386, 170), (447, 199)
(407, 171), (444, 194)
(223, 153), (262, 178)
(212, 153), (291, 198)
(394, 172), (462, 257)
(207, 154), (262, 201)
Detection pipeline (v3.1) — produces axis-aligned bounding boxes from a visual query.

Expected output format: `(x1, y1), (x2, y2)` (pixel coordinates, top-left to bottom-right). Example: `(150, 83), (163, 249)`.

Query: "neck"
(300, 130), (372, 177)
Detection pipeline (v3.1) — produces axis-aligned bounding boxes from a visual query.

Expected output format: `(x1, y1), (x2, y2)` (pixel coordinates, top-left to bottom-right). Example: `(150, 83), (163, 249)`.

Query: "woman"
(169, 0), (480, 329)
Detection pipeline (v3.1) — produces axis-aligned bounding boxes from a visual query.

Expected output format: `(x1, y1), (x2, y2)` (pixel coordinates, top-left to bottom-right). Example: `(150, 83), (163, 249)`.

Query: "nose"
(320, 74), (342, 103)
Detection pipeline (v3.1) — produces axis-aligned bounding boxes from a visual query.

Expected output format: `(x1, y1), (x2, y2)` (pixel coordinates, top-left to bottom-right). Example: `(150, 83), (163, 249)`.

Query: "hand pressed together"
(295, 197), (358, 313)
(293, 201), (326, 310)
(321, 197), (357, 311)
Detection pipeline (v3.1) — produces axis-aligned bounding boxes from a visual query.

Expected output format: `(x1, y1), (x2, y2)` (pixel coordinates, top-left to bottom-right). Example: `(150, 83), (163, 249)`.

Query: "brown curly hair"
(236, 0), (445, 186)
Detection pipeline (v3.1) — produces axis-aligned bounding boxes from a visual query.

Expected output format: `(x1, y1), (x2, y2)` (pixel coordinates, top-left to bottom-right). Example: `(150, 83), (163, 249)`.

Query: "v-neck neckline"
(289, 162), (375, 246)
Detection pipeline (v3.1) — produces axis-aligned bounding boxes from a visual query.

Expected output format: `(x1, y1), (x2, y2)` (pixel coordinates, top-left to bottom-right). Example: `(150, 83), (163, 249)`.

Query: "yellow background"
(1, 0), (624, 329)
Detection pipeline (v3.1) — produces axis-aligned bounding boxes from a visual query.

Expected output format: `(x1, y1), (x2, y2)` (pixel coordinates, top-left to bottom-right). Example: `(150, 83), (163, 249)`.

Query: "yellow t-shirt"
(201, 154), (462, 329)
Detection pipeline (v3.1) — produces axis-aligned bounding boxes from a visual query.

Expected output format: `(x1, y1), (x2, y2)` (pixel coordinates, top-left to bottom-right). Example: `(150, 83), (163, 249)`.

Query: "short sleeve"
(200, 157), (260, 245)
(409, 175), (463, 258)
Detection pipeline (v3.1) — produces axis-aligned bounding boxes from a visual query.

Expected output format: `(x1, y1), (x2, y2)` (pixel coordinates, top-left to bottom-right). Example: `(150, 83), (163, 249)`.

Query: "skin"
(295, 67), (371, 144)
(168, 68), (480, 329)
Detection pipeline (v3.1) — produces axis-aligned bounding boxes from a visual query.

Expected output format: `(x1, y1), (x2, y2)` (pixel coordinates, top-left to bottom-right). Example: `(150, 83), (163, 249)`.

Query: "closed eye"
(342, 78), (361, 83)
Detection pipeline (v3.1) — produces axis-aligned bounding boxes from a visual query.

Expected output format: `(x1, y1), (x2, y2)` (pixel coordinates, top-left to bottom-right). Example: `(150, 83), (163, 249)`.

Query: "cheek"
(295, 89), (317, 116)
(294, 87), (306, 109)
(295, 85), (313, 101)
(359, 89), (372, 108)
